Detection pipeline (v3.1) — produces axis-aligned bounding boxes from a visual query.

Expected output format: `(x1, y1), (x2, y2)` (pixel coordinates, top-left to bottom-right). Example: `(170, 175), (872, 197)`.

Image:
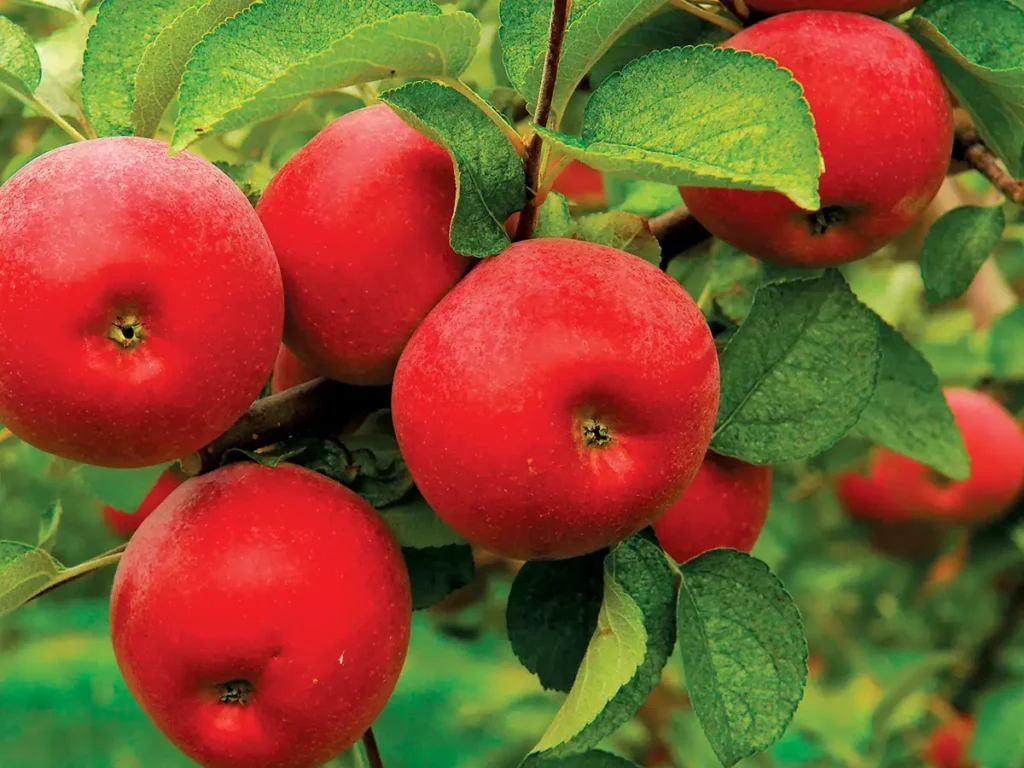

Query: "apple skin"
(680, 12), (952, 267)
(392, 238), (720, 561)
(110, 462), (411, 768)
(925, 714), (975, 768)
(744, 0), (920, 17)
(0, 137), (283, 468)
(837, 388), (1024, 525)
(269, 344), (319, 395)
(653, 452), (771, 563)
(552, 160), (606, 209)
(257, 104), (472, 385)
(100, 465), (187, 539)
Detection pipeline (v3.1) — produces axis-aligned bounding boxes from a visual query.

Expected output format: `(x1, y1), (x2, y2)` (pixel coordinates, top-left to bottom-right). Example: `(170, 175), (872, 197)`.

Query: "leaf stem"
(362, 727), (385, 768)
(28, 544), (126, 605)
(444, 78), (526, 158)
(666, 0), (742, 34)
(514, 0), (572, 241)
(1, 84), (87, 142)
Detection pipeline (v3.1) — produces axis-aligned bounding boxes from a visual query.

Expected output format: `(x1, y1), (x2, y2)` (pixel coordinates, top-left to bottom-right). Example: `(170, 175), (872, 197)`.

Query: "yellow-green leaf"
(0, 541), (63, 618)
(575, 211), (661, 266)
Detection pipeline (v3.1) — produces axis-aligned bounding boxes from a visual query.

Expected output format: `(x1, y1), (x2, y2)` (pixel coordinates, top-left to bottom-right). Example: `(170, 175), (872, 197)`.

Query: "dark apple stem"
(179, 378), (390, 476)
(951, 571), (1024, 714)
(362, 727), (385, 768)
(955, 127), (1024, 204)
(649, 206), (713, 269)
(514, 0), (572, 242)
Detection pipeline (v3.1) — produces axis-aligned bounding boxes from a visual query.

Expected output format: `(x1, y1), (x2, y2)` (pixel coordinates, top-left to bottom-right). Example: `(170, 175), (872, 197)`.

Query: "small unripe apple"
(269, 344), (319, 395)
(111, 462), (411, 768)
(837, 388), (1024, 525)
(653, 452), (771, 563)
(393, 238), (719, 561)
(100, 465), (187, 539)
(925, 714), (975, 768)
(680, 11), (952, 267)
(744, 0), (920, 17)
(0, 138), (284, 468)
(258, 104), (472, 385)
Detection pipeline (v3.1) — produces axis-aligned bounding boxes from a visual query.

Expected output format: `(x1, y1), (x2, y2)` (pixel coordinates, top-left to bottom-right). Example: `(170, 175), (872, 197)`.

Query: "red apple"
(837, 388), (1024, 525)
(0, 137), (283, 468)
(257, 104), (472, 385)
(100, 465), (187, 539)
(680, 12), (952, 267)
(269, 344), (319, 395)
(111, 462), (411, 768)
(552, 159), (606, 209)
(925, 714), (975, 768)
(744, 0), (920, 17)
(653, 452), (771, 563)
(392, 238), (719, 561)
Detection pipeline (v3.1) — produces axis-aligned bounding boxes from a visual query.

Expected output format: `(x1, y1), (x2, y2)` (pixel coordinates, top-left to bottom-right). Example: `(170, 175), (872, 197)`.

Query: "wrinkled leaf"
(921, 205), (1006, 303)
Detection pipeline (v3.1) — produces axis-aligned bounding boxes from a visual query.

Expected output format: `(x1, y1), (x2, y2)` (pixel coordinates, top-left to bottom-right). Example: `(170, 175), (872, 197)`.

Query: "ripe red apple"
(392, 238), (719, 561)
(552, 159), (606, 209)
(680, 12), (952, 267)
(269, 344), (319, 395)
(653, 452), (771, 563)
(744, 0), (920, 17)
(257, 104), (472, 385)
(100, 465), (187, 539)
(0, 137), (283, 468)
(925, 714), (975, 768)
(837, 388), (1024, 525)
(111, 462), (411, 768)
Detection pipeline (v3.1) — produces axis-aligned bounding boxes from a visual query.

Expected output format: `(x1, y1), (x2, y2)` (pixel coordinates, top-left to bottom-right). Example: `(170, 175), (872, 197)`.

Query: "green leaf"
(82, 0), (196, 136)
(535, 46), (821, 210)
(171, 3), (480, 151)
(990, 303), (1024, 378)
(971, 682), (1024, 768)
(534, 191), (574, 238)
(131, 0), (258, 138)
(379, 493), (466, 549)
(380, 80), (526, 258)
(506, 553), (606, 693)
(523, 751), (640, 767)
(11, 0), (80, 13)
(499, 0), (663, 121)
(0, 541), (63, 618)
(0, 15), (42, 97)
(605, 175), (682, 218)
(402, 544), (475, 610)
(574, 211), (661, 266)
(37, 501), (62, 552)
(677, 550), (807, 767)
(907, 0), (1024, 176)
(921, 205), (1006, 303)
(528, 536), (676, 759)
(712, 270), (881, 464)
(34, 10), (93, 119)
(856, 318), (970, 480)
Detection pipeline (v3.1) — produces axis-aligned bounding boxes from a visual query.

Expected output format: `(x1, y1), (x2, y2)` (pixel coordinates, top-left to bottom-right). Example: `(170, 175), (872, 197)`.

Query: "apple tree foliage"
(1, 0), (1023, 766)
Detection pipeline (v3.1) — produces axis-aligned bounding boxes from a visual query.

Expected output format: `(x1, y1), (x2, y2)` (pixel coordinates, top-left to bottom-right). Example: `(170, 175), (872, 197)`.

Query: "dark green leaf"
(37, 501), (62, 552)
(523, 751), (640, 767)
(856, 317), (970, 480)
(677, 550), (807, 767)
(535, 46), (821, 210)
(380, 492), (465, 549)
(527, 536), (676, 759)
(990, 303), (1024, 379)
(907, 0), (1024, 176)
(712, 270), (881, 463)
(403, 544), (475, 611)
(921, 205), (1006, 303)
(380, 80), (526, 257)
(506, 553), (606, 693)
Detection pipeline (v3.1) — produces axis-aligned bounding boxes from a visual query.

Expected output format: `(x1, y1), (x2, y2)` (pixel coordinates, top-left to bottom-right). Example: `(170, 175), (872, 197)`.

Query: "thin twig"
(514, 0), (572, 241)
(179, 378), (390, 476)
(362, 727), (385, 768)
(955, 127), (1024, 204)
(649, 206), (713, 269)
(951, 571), (1024, 714)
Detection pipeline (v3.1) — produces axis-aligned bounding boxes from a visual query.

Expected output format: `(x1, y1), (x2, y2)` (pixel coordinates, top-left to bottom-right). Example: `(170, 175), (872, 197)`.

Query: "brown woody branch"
(179, 378), (390, 476)
(650, 206), (713, 269)
(514, 0), (572, 241)
(954, 127), (1024, 204)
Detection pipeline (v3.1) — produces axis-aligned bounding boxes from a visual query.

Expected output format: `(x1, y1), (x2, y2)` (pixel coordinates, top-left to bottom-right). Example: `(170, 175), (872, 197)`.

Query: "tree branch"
(362, 727), (385, 768)
(650, 206), (713, 269)
(951, 570), (1024, 714)
(514, 0), (572, 241)
(179, 378), (390, 476)
(955, 127), (1024, 205)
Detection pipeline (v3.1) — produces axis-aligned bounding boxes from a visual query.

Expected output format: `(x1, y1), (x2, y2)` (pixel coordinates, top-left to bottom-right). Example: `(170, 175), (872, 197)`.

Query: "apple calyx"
(107, 314), (146, 349)
(807, 206), (846, 236)
(216, 679), (254, 704)
(582, 418), (613, 448)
